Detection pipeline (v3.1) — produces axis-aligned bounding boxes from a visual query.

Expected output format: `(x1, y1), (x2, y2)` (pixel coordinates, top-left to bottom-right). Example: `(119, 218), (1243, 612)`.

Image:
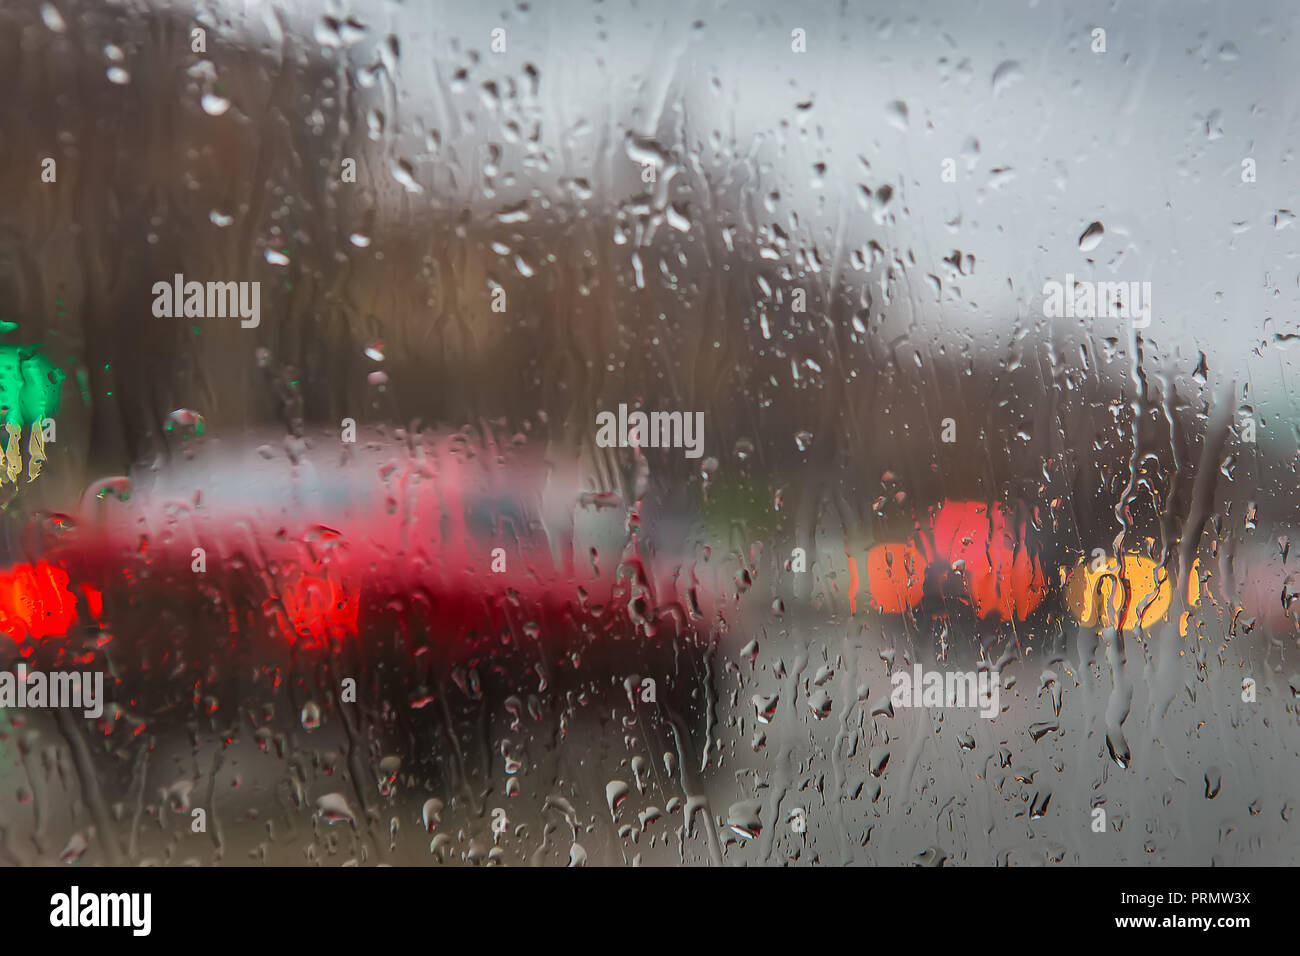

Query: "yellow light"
(1064, 553), (1175, 631)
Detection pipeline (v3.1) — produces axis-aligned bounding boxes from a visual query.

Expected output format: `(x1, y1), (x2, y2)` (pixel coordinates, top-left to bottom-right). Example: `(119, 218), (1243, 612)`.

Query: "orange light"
(863, 542), (928, 613)
(925, 500), (1047, 621)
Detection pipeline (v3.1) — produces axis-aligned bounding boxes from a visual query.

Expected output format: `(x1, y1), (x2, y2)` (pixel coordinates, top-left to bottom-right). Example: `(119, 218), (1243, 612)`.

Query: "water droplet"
(40, 3), (65, 32)
(808, 688), (832, 719)
(991, 60), (1023, 96)
(726, 800), (762, 839)
(200, 92), (230, 116)
(165, 408), (205, 436)
(885, 100), (909, 131)
(1078, 221), (1105, 252)
(59, 832), (89, 864)
(89, 476), (132, 502)
(422, 798), (443, 831)
(496, 201), (530, 224)
(1205, 768), (1222, 799)
(606, 780), (629, 818)
(315, 793), (356, 825)
(300, 700), (321, 731)
(163, 779), (195, 812)
(377, 755), (401, 796)
(390, 159), (424, 194)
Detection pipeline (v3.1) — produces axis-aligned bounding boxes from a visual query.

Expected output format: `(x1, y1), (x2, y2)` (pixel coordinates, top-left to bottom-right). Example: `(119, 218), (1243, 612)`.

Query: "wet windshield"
(0, 0), (1295, 870)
